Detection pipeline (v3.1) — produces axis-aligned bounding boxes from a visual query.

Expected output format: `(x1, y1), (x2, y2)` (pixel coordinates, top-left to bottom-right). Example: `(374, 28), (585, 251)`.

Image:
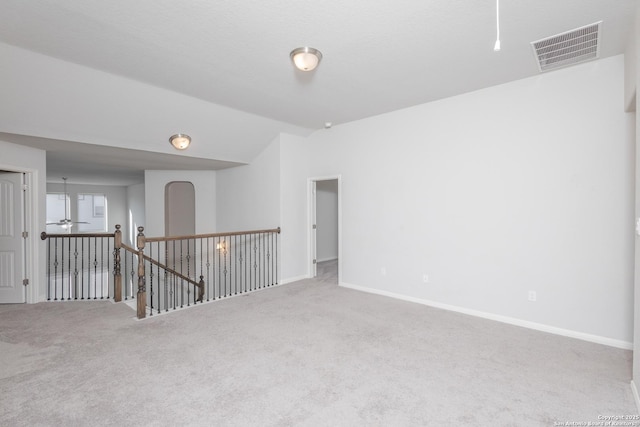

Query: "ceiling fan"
(46, 177), (89, 230)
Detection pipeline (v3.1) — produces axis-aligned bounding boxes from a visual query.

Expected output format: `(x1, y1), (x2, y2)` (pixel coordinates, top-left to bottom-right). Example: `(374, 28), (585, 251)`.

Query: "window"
(45, 192), (107, 233)
(45, 193), (69, 233)
(77, 194), (107, 232)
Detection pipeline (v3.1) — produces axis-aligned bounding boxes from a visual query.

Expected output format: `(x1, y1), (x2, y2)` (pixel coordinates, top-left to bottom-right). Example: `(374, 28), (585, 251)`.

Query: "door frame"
(0, 164), (39, 304)
(307, 175), (342, 283)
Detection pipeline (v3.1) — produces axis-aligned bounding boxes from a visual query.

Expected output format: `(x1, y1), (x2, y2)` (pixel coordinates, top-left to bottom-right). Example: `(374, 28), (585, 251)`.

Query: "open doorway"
(309, 176), (341, 284)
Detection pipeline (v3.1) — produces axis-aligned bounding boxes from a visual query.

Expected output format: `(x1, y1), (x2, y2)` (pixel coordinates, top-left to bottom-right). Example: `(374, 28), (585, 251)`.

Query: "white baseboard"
(631, 381), (640, 414)
(339, 282), (633, 350)
(280, 275), (310, 285)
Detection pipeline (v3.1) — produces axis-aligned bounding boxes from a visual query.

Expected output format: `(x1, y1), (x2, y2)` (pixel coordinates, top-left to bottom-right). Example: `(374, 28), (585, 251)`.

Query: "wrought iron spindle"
(107, 237), (111, 299)
(73, 238), (78, 299)
(248, 234), (252, 291)
(206, 237), (211, 301)
(148, 242), (154, 315)
(253, 235), (258, 290)
(100, 237), (105, 299)
(223, 238), (228, 297)
(81, 238), (85, 300)
(162, 242), (171, 312)
(46, 237), (51, 300)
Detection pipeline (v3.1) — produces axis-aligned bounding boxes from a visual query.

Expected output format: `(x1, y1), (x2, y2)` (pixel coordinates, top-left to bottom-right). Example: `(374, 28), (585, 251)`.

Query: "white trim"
(280, 275), (309, 285)
(339, 281), (633, 350)
(631, 381), (640, 414)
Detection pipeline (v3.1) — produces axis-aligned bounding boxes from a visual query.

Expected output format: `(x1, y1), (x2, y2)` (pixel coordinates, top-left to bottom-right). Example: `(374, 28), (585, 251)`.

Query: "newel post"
(136, 226), (146, 319)
(113, 225), (122, 302)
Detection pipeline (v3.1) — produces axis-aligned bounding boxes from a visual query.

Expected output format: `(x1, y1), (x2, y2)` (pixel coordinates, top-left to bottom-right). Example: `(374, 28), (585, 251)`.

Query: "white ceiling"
(0, 0), (636, 183)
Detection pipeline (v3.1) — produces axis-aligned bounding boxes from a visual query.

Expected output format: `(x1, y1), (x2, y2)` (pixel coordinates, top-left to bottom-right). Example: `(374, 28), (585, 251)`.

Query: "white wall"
(281, 55), (633, 346)
(127, 183), (146, 246)
(144, 170), (216, 237)
(0, 140), (47, 302)
(216, 136), (280, 231)
(280, 133), (311, 281)
(316, 180), (339, 262)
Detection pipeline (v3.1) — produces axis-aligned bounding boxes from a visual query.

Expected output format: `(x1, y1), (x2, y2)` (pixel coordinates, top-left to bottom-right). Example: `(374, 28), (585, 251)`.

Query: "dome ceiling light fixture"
(290, 47), (323, 71)
(169, 133), (191, 150)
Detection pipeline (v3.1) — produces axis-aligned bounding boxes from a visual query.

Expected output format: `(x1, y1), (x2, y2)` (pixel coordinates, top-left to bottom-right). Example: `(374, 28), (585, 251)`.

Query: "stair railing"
(136, 227), (281, 319)
(42, 225), (281, 320)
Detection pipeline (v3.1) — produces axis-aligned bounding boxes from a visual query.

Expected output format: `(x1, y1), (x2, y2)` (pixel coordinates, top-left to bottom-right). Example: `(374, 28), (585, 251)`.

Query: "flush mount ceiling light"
(169, 133), (191, 150)
(290, 47), (322, 71)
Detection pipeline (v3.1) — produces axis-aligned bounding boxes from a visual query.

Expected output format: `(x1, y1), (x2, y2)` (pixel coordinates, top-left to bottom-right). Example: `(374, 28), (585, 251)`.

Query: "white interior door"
(0, 172), (25, 303)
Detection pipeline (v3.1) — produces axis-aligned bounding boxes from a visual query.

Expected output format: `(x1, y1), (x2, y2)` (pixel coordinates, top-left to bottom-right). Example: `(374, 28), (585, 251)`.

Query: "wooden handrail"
(120, 242), (204, 303)
(120, 242), (139, 255)
(144, 227), (281, 243)
(41, 231), (115, 240)
(140, 252), (201, 290)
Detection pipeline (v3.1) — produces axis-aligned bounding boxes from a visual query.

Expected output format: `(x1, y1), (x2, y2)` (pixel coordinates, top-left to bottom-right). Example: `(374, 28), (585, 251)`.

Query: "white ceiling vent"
(531, 21), (602, 73)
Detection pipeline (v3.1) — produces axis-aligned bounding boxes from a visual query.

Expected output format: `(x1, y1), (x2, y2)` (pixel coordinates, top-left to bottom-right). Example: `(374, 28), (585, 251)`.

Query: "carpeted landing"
(0, 260), (636, 426)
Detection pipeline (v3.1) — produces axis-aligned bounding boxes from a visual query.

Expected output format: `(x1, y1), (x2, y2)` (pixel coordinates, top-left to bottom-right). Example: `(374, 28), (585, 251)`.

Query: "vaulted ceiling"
(0, 0), (636, 184)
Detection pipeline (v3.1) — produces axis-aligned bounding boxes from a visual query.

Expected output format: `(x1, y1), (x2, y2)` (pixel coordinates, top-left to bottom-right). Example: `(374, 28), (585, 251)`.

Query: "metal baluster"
(253, 234), (258, 289)
(55, 237), (60, 300)
(60, 237), (65, 300)
(250, 234), (253, 291)
(107, 237), (112, 300)
(93, 237), (98, 299)
(186, 239), (191, 306)
(100, 237), (105, 299)
(73, 237), (78, 299)
(64, 235), (69, 300)
(266, 232), (271, 287)
(223, 238), (228, 297)
(164, 241), (169, 312)
(206, 237), (211, 301)
(276, 229), (279, 285)
(157, 242), (161, 314)
(217, 237), (221, 299)
(81, 238), (85, 300)
(172, 240), (177, 310)
(239, 235), (244, 294)
(129, 250), (136, 301)
(200, 238), (204, 301)
(234, 235), (237, 295)
(46, 237), (51, 300)
(123, 249), (129, 300)
(149, 243), (154, 316)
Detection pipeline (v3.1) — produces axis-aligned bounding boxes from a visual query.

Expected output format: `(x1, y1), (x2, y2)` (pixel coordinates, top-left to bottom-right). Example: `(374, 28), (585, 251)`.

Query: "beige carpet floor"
(0, 260), (636, 426)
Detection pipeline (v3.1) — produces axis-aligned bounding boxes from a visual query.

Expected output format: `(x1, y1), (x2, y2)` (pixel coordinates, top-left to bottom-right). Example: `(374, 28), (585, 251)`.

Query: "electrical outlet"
(381, 267), (386, 276)
(528, 291), (537, 302)
(423, 274), (429, 283)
